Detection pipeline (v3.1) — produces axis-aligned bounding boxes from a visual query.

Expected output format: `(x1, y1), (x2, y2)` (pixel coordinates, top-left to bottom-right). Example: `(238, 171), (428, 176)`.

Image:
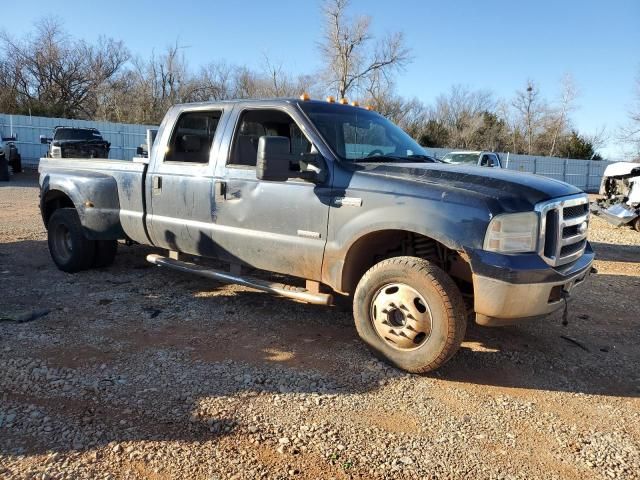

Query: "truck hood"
(53, 139), (109, 146)
(354, 162), (582, 207)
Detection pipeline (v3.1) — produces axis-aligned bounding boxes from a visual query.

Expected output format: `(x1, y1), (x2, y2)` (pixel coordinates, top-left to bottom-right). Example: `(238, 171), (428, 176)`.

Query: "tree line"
(1, 0), (637, 160)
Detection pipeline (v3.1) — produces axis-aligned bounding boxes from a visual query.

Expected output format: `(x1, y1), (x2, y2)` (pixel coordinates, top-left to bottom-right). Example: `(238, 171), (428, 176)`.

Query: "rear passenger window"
(166, 110), (222, 163)
(228, 109), (312, 167)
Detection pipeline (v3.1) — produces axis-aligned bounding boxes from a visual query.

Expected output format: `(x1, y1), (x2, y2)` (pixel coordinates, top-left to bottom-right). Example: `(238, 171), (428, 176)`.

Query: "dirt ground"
(1, 172), (639, 479)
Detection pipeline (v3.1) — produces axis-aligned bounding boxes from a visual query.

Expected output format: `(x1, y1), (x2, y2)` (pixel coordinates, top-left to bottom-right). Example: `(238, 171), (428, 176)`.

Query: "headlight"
(483, 212), (539, 253)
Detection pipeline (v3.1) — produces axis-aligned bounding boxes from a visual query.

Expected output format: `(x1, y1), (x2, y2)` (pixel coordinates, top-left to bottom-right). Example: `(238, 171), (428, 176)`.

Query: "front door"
(211, 106), (331, 280)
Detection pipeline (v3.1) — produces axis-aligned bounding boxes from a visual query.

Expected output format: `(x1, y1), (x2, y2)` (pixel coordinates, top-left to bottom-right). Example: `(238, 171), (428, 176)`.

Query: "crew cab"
(38, 97), (594, 372)
(441, 150), (502, 168)
(40, 127), (110, 159)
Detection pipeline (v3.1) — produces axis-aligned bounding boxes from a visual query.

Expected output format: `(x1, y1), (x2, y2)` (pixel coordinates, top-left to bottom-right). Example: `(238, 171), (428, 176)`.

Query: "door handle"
(153, 176), (162, 191)
(215, 181), (226, 201)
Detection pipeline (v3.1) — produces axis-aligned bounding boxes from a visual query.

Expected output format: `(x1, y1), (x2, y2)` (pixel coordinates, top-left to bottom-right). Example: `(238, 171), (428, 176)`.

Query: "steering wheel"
(366, 149), (385, 157)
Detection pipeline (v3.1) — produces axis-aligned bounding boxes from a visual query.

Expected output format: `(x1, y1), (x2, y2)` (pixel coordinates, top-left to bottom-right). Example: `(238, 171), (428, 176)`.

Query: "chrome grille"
(536, 194), (589, 266)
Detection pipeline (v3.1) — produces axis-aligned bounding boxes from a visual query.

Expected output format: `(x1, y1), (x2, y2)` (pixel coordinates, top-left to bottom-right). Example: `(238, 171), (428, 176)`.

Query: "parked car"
(0, 134), (22, 173)
(441, 151), (502, 168)
(592, 162), (640, 231)
(40, 127), (110, 159)
(38, 97), (593, 373)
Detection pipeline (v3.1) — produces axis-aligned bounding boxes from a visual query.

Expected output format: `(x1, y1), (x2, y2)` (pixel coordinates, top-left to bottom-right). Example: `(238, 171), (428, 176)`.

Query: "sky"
(7, 0), (640, 159)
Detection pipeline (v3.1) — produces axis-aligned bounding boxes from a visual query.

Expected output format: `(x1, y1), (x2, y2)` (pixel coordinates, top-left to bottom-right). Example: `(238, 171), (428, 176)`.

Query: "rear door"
(210, 104), (332, 280)
(147, 107), (227, 257)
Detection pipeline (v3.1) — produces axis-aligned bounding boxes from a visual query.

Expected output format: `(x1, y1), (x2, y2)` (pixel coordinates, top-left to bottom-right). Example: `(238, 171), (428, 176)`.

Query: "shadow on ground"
(591, 241), (640, 262)
(1, 237), (638, 458)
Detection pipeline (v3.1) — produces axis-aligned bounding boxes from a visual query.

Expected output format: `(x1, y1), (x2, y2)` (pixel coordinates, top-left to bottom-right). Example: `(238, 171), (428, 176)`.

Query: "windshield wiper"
(402, 154), (435, 162)
(355, 154), (404, 163)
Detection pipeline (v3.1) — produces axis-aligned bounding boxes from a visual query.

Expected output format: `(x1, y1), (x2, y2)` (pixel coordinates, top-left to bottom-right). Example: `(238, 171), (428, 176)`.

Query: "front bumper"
(472, 247), (594, 326)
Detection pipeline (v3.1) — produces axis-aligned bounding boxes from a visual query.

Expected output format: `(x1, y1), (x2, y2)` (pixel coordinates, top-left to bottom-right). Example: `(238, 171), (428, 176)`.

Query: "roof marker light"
(326, 96), (335, 103)
(339, 98), (348, 104)
(299, 92), (310, 101)
(351, 100), (359, 107)
(365, 105), (374, 111)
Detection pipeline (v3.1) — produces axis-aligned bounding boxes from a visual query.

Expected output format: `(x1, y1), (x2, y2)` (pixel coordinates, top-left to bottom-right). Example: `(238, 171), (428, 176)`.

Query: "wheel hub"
(370, 283), (432, 350)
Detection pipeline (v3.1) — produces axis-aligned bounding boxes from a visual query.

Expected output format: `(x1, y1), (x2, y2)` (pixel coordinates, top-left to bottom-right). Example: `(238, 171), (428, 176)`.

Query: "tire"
(353, 256), (467, 373)
(10, 153), (22, 173)
(0, 154), (9, 181)
(92, 239), (118, 268)
(47, 208), (96, 273)
(633, 216), (640, 233)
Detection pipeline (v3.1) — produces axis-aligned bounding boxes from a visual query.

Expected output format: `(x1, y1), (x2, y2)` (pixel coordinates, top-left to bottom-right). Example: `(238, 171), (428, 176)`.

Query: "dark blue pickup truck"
(38, 97), (593, 372)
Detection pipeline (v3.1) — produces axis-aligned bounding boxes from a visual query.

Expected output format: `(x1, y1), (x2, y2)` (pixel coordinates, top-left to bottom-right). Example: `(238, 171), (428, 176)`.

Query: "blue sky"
(8, 0), (640, 159)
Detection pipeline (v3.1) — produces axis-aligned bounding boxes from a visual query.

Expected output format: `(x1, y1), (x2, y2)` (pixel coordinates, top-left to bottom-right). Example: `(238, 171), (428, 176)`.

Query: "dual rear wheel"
(47, 208), (118, 273)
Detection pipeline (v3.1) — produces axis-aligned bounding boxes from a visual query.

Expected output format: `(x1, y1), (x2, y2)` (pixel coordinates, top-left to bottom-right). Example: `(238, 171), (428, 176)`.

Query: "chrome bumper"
(473, 261), (593, 326)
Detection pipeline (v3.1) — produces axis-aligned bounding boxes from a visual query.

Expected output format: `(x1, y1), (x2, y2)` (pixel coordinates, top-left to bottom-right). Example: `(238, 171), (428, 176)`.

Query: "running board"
(146, 254), (333, 306)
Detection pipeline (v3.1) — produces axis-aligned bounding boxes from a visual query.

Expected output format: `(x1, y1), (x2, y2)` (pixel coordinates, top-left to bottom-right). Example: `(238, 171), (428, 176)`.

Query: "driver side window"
(228, 109), (312, 167)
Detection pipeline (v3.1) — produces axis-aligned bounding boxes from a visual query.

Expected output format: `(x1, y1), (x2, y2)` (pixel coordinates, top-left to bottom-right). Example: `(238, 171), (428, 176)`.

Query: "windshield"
(300, 102), (428, 162)
(54, 128), (103, 141)
(441, 153), (479, 165)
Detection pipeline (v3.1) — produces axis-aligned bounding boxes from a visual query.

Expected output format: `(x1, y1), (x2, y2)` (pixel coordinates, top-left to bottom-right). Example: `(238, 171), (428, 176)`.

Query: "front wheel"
(48, 208), (96, 273)
(353, 256), (467, 373)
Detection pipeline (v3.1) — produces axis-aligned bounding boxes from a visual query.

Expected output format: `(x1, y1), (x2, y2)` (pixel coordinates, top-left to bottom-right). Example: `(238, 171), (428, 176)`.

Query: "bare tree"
(319, 0), (410, 99)
(427, 85), (498, 149)
(512, 80), (543, 154)
(619, 70), (640, 159)
(548, 73), (578, 156)
(0, 18), (129, 118)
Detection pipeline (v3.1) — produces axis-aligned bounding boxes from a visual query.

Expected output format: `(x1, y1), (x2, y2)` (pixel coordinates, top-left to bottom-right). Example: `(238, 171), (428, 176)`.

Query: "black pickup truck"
(38, 97), (594, 372)
(41, 127), (110, 159)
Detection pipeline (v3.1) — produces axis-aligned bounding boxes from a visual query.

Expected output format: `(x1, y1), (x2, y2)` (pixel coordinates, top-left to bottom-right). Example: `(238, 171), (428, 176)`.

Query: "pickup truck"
(0, 134), (22, 177)
(38, 97), (594, 373)
(40, 127), (111, 159)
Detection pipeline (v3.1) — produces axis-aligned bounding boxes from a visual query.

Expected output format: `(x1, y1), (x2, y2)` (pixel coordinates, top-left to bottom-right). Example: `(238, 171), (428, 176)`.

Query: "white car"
(440, 151), (502, 168)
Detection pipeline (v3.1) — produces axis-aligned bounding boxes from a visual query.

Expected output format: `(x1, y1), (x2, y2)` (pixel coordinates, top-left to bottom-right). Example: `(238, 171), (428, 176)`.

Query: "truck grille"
(537, 194), (589, 267)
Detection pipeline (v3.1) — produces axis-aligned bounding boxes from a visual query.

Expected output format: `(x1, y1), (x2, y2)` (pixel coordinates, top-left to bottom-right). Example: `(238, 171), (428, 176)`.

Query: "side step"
(146, 254), (333, 306)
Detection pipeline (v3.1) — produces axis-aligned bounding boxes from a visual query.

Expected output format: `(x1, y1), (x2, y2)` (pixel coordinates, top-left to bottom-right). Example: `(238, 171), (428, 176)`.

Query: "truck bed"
(38, 157), (149, 243)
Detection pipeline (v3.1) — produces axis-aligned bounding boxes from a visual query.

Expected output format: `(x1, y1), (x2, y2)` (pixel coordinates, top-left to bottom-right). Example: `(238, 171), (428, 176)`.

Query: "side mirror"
(256, 136), (291, 182)
(40, 135), (52, 144)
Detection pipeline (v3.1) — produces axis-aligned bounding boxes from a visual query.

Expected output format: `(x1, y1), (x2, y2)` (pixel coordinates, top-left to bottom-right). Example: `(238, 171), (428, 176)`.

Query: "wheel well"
(340, 230), (472, 294)
(43, 190), (75, 227)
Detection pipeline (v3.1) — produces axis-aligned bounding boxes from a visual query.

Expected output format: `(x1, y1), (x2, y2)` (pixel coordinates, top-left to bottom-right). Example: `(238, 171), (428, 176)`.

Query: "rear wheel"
(10, 153), (22, 173)
(92, 239), (118, 268)
(353, 256), (467, 373)
(47, 208), (95, 272)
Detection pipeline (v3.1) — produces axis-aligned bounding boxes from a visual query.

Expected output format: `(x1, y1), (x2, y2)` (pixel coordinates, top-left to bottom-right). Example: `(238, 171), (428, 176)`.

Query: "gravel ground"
(1, 172), (639, 479)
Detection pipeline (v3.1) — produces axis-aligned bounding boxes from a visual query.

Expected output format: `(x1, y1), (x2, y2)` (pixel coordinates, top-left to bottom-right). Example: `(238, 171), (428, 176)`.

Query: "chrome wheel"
(370, 283), (432, 350)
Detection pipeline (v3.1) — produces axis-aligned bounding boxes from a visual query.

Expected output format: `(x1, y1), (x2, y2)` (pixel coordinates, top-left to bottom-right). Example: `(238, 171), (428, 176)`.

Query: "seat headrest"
(181, 135), (201, 152)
